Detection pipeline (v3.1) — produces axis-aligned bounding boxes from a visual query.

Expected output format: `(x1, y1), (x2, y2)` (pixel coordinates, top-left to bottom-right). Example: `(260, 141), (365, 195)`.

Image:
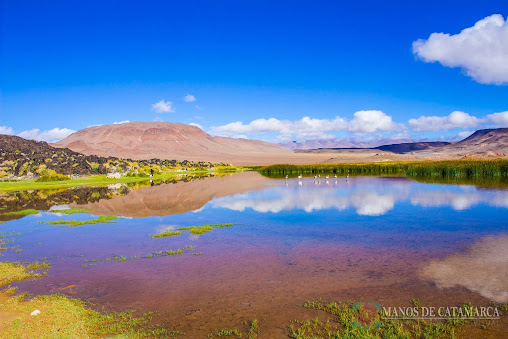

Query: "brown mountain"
(53, 121), (291, 163)
(427, 128), (508, 157)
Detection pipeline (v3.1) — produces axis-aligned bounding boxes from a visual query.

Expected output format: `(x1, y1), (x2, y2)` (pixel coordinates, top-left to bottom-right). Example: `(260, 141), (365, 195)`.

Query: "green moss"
(48, 208), (90, 215)
(39, 215), (118, 227)
(150, 230), (181, 238)
(3, 209), (39, 216)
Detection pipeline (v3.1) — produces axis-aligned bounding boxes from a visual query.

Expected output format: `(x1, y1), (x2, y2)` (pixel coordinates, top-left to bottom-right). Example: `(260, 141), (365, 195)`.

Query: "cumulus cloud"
(210, 112), (402, 141)
(17, 128), (76, 142)
(486, 111), (508, 127)
(0, 126), (14, 135)
(189, 122), (203, 130)
(348, 110), (401, 134)
(151, 99), (175, 113)
(211, 116), (349, 141)
(184, 94), (196, 102)
(409, 111), (481, 132)
(113, 120), (130, 124)
(413, 14), (508, 84)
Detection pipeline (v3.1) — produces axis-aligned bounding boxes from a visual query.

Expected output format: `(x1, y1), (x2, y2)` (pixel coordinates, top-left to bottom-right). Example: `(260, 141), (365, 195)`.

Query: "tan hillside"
(53, 121), (292, 164)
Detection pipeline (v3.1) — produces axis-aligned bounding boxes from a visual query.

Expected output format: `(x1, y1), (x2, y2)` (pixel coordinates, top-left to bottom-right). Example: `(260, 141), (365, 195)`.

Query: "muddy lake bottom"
(1, 173), (507, 337)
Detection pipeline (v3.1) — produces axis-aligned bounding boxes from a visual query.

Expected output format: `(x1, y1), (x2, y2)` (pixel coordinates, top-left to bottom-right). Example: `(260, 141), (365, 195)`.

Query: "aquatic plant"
(150, 230), (181, 238)
(39, 215), (118, 227)
(288, 299), (495, 339)
(4, 208), (39, 216)
(49, 208), (90, 215)
(178, 223), (234, 235)
(0, 261), (50, 286)
(208, 319), (259, 338)
(84, 246), (196, 266)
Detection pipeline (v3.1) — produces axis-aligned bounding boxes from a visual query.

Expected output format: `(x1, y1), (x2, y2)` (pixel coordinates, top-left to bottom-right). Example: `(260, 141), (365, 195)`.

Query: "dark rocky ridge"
(0, 134), (223, 179)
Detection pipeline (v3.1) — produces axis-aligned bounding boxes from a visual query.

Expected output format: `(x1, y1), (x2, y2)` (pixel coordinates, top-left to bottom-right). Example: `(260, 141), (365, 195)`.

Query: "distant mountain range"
(295, 128), (508, 156)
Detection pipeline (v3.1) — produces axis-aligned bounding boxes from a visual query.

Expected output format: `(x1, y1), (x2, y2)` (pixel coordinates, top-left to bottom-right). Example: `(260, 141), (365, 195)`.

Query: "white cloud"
(0, 126), (14, 135)
(113, 120), (130, 124)
(486, 111), (508, 127)
(189, 122), (203, 130)
(151, 99), (175, 113)
(211, 111), (402, 141)
(348, 110), (401, 134)
(211, 116), (348, 141)
(409, 111), (481, 132)
(413, 14), (508, 84)
(184, 94), (196, 102)
(17, 128), (75, 142)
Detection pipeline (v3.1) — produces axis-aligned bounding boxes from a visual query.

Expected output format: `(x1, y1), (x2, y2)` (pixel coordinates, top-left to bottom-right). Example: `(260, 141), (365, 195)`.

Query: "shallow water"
(1, 172), (507, 337)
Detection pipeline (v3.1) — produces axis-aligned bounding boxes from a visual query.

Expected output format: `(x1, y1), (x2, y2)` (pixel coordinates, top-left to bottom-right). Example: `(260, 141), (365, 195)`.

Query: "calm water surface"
(1, 172), (507, 337)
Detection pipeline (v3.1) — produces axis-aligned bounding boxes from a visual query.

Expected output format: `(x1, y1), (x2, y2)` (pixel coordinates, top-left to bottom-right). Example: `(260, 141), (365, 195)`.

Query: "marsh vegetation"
(258, 159), (508, 182)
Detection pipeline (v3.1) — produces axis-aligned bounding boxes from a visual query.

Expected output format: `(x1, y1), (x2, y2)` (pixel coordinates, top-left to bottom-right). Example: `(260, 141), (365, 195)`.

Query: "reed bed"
(258, 159), (508, 180)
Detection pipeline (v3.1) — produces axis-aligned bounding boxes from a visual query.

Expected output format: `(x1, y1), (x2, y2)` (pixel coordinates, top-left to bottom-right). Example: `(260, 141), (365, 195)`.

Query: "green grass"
(150, 230), (182, 238)
(3, 209), (40, 216)
(39, 215), (118, 227)
(177, 223), (234, 235)
(48, 208), (90, 215)
(0, 168), (244, 192)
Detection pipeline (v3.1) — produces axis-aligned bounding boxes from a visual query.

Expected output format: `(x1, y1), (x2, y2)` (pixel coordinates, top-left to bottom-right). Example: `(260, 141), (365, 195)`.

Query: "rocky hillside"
(424, 128), (508, 157)
(53, 121), (290, 162)
(0, 134), (222, 180)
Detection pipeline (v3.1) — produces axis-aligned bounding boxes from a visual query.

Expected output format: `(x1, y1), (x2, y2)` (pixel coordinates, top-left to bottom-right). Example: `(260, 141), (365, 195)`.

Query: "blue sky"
(1, 0), (508, 143)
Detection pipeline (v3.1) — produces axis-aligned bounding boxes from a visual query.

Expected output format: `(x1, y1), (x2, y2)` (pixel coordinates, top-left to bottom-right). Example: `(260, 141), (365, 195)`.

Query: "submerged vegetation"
(259, 159), (508, 182)
(82, 246), (196, 267)
(177, 223), (234, 235)
(39, 215), (118, 227)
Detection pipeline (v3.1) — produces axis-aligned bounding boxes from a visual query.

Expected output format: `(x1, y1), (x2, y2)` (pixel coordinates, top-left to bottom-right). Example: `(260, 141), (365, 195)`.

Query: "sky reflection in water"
(1, 173), (507, 334)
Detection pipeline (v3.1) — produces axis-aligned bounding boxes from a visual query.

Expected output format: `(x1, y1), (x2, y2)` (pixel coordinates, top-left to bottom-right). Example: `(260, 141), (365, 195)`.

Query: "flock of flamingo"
(283, 174), (349, 186)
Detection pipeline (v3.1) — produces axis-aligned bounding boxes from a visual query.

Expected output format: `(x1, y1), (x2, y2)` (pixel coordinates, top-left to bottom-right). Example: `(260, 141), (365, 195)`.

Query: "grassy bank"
(0, 261), (180, 337)
(258, 159), (508, 180)
(0, 168), (242, 192)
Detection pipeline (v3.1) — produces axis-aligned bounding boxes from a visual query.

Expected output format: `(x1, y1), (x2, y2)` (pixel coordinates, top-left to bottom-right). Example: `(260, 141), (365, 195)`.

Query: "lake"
(1, 172), (507, 337)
